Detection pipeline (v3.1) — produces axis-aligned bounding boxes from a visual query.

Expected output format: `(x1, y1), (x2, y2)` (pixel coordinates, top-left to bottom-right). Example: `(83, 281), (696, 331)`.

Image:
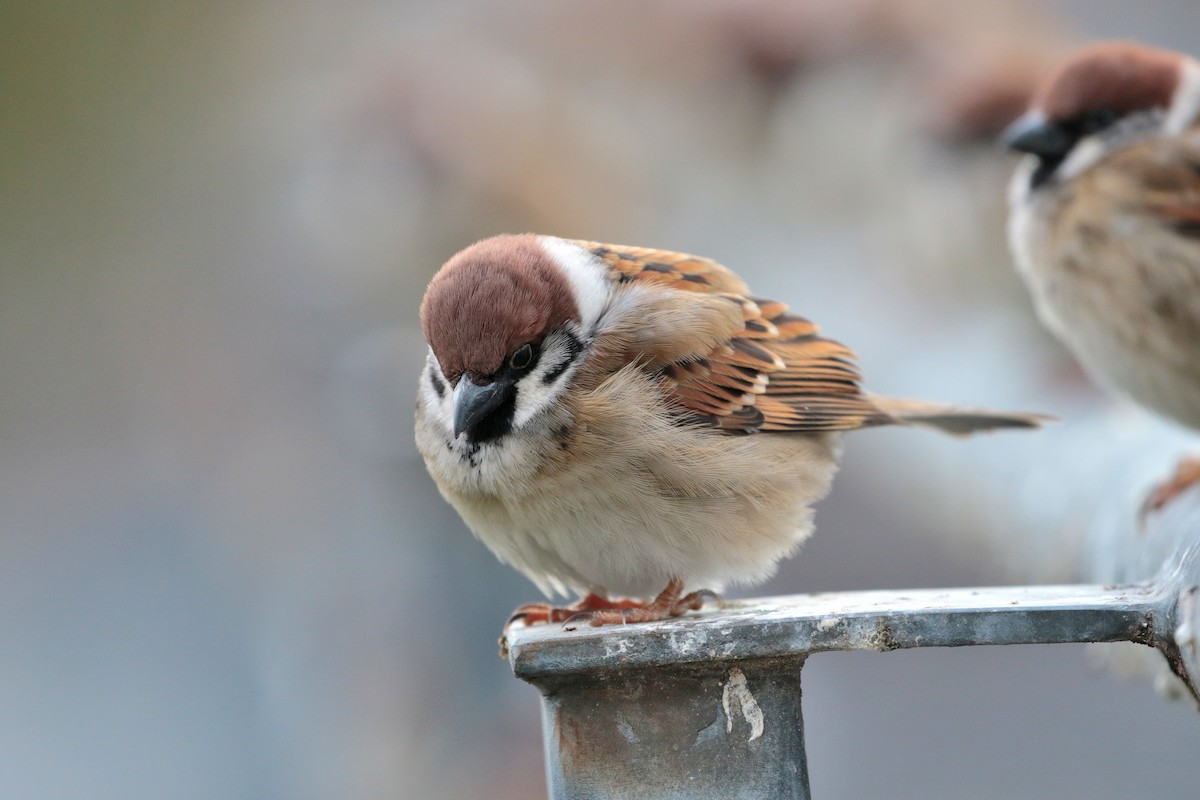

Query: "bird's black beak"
(1000, 111), (1075, 161)
(453, 375), (516, 441)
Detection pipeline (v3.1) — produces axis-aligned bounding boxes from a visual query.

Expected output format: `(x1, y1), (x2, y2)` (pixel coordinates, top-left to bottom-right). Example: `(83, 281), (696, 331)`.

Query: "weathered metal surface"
(1178, 581), (1200, 699)
(508, 583), (1181, 681)
(1083, 480), (1200, 698)
(540, 659), (809, 800)
(509, 578), (1199, 799)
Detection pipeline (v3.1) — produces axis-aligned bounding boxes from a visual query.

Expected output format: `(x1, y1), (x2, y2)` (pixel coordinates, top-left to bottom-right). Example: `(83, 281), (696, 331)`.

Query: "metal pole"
(537, 658), (809, 800)
(508, 579), (1196, 799)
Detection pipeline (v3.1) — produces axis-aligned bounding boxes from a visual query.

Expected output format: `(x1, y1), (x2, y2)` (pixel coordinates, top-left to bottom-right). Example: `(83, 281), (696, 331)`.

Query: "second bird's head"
(1003, 41), (1200, 190)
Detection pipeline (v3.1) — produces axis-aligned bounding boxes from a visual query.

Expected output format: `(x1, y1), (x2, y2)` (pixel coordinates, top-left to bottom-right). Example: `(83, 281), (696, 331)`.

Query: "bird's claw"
(560, 587), (722, 630)
(1139, 457), (1200, 528)
(503, 581), (722, 647)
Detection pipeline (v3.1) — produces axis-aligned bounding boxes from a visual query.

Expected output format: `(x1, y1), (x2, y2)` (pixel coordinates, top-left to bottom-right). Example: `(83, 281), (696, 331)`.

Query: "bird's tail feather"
(868, 393), (1051, 437)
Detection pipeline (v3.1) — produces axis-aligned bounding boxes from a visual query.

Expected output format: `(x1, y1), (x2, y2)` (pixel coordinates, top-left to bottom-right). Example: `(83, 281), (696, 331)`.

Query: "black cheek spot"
(427, 364), (446, 398)
(541, 332), (583, 385)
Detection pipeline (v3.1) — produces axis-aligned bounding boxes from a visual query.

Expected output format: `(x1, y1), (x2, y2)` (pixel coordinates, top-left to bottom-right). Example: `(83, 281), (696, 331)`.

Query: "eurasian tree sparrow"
(415, 235), (1043, 646)
(1004, 42), (1200, 511)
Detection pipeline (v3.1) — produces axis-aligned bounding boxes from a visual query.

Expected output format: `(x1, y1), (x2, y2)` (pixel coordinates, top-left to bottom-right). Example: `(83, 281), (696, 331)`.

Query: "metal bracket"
(508, 578), (1198, 799)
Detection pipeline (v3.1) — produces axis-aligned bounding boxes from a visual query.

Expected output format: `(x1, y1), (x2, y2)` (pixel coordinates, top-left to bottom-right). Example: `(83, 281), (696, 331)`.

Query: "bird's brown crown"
(1035, 42), (1182, 123)
(420, 234), (578, 381)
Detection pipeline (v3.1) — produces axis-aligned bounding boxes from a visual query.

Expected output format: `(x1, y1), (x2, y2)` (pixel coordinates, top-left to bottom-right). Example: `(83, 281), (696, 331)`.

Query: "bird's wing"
(1124, 132), (1200, 229)
(572, 240), (891, 433)
(1083, 134), (1200, 367)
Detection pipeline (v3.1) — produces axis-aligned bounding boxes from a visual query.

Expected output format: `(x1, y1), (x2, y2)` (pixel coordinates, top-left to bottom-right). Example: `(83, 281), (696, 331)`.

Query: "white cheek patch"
(1057, 136), (1107, 182)
(538, 236), (611, 335)
(512, 330), (582, 429)
(1167, 58), (1200, 134)
(1055, 107), (1162, 184)
(1006, 171), (1039, 284)
(1007, 158), (1035, 208)
(512, 377), (558, 429)
(421, 351), (456, 432)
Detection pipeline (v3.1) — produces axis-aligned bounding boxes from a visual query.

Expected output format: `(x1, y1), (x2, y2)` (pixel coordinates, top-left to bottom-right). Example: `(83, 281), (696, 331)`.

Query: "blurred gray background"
(2, 1), (1198, 798)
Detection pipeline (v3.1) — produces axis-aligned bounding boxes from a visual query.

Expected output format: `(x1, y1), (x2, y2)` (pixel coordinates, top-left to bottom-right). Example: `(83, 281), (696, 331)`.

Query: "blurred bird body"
(1006, 42), (1200, 432)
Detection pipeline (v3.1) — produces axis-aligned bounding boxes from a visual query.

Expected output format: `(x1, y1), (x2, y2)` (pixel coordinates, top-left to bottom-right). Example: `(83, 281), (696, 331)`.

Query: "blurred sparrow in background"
(1004, 42), (1200, 513)
(415, 235), (1044, 650)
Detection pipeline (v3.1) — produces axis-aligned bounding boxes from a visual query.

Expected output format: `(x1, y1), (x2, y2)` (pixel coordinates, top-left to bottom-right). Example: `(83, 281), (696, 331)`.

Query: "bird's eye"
(1076, 107), (1120, 137)
(509, 343), (534, 371)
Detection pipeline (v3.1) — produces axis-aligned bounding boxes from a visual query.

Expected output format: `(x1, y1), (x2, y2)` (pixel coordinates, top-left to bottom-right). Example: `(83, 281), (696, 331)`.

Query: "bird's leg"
(561, 578), (720, 630)
(1141, 456), (1200, 521)
(498, 592), (646, 658)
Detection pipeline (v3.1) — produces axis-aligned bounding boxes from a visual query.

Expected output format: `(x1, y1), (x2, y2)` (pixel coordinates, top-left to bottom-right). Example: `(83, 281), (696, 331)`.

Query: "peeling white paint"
(615, 713), (639, 743)
(721, 667), (764, 742)
(668, 629), (707, 654)
(602, 638), (630, 658)
(1175, 588), (1196, 657)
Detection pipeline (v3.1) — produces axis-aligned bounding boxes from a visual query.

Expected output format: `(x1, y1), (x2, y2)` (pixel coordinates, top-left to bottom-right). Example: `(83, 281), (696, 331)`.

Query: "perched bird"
(415, 234), (1043, 646)
(1004, 42), (1200, 512)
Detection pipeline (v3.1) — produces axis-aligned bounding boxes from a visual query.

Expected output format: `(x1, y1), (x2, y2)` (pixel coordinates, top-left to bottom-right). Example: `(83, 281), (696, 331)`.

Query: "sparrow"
(1003, 41), (1200, 513)
(415, 234), (1044, 649)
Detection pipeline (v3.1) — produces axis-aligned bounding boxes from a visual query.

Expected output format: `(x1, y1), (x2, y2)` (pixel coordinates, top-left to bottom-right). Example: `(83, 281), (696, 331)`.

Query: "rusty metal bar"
(508, 568), (1198, 800)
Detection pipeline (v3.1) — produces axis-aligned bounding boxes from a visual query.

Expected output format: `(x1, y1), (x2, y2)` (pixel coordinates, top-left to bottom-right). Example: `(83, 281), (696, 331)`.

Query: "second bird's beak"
(454, 376), (515, 440)
(1000, 111), (1075, 161)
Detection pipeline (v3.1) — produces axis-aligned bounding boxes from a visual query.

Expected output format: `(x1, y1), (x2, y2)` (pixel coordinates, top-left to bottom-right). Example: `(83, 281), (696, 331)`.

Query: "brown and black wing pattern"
(572, 240), (892, 433)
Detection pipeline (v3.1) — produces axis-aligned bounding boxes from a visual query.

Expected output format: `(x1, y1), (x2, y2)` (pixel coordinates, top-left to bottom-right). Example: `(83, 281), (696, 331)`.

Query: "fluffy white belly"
(1061, 321), (1200, 429)
(418, 392), (841, 599)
